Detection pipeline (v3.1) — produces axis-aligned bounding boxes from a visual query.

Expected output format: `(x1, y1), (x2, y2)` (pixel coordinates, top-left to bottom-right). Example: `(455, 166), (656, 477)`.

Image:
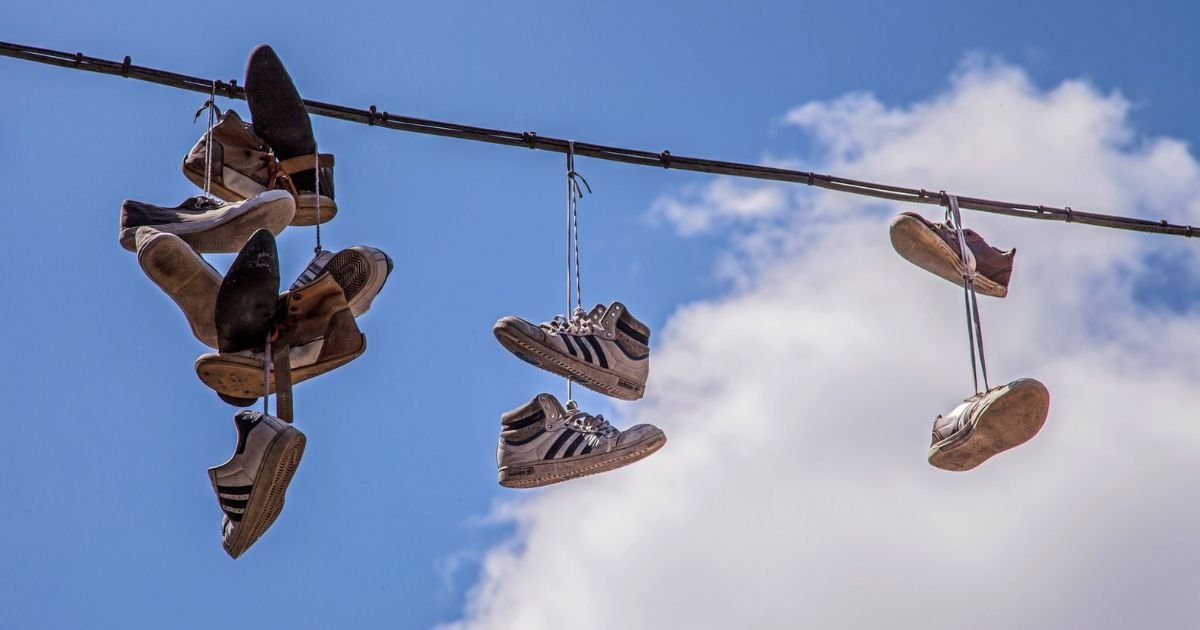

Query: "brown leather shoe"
(889, 212), (1015, 298)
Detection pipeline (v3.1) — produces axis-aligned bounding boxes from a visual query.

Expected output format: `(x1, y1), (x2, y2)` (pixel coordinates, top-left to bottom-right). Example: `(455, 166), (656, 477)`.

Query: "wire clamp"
(72, 52), (83, 67)
(120, 56), (131, 77)
(522, 131), (537, 149)
(659, 150), (671, 169)
(1064, 206), (1074, 223)
(367, 105), (378, 126)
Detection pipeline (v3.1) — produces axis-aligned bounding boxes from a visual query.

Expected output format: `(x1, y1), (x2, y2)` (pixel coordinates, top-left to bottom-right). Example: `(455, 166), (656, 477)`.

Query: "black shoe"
(215, 229), (280, 354)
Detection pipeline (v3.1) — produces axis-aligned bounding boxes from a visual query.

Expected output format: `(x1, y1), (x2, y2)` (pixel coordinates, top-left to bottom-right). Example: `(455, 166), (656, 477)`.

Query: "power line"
(2, 39), (1197, 240)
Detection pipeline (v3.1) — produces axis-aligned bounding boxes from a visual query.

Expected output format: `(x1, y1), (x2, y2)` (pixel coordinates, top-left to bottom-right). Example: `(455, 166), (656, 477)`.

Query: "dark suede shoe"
(215, 229), (280, 354)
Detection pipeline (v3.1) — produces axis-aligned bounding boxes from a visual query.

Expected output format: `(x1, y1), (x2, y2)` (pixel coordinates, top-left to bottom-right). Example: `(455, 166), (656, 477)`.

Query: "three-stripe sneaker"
(208, 410), (306, 558)
(928, 378), (1050, 471)
(118, 190), (295, 253)
(289, 246), (393, 317)
(497, 393), (666, 488)
(493, 302), (651, 401)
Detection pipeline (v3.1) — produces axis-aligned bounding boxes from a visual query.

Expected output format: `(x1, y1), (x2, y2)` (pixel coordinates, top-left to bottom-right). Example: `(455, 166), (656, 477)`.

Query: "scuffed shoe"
(493, 302), (650, 401)
(289, 246), (393, 317)
(135, 227), (221, 348)
(119, 189), (295, 253)
(244, 44), (336, 226)
(889, 212), (1015, 298)
(215, 228), (281, 354)
(209, 410), (305, 559)
(497, 393), (666, 488)
(196, 274), (366, 400)
(928, 378), (1050, 471)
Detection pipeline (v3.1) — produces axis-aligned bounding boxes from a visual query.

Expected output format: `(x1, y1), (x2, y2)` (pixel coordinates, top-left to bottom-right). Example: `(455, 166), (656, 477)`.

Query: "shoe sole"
(216, 230), (280, 353)
(213, 427), (306, 559)
(498, 429), (666, 488)
(182, 166), (336, 226)
(136, 232), (220, 348)
(195, 334), (367, 399)
(324, 247), (391, 316)
(889, 214), (1007, 298)
(493, 321), (645, 401)
(928, 378), (1050, 471)
(119, 191), (295, 254)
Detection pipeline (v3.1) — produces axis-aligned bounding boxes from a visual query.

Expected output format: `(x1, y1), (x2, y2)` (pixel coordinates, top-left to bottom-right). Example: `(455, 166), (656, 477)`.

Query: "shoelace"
(543, 307), (604, 336)
(565, 408), (620, 444)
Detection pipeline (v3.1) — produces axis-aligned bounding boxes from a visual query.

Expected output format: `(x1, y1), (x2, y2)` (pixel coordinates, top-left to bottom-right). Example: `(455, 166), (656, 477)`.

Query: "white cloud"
(443, 58), (1200, 630)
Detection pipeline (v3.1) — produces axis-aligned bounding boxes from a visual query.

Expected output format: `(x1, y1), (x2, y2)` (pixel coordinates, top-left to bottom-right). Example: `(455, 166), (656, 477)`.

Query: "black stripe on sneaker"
(544, 430), (577, 460)
(580, 442), (594, 456)
(584, 336), (608, 368)
(503, 428), (546, 446)
(560, 335), (578, 357)
(224, 510), (244, 522)
(503, 409), (545, 431)
(220, 497), (249, 510)
(218, 484), (253, 496)
(573, 335), (593, 364)
(616, 319), (649, 345)
(563, 433), (587, 458)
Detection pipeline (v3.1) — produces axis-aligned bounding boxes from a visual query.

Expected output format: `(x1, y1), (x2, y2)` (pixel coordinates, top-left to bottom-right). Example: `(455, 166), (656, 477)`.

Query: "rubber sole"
(928, 378), (1050, 471)
(182, 166), (336, 226)
(195, 334), (367, 399)
(215, 229), (280, 353)
(493, 321), (645, 401)
(324, 247), (390, 316)
(889, 214), (1007, 298)
(214, 427), (305, 559)
(136, 231), (221, 349)
(499, 429), (666, 488)
(119, 192), (295, 254)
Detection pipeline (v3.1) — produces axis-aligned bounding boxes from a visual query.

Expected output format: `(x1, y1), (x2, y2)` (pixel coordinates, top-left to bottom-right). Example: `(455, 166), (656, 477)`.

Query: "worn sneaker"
(889, 212), (1015, 298)
(134, 227), (220, 348)
(928, 378), (1050, 471)
(209, 410), (306, 559)
(493, 302), (651, 401)
(244, 44), (336, 226)
(196, 275), (366, 400)
(497, 393), (666, 488)
(289, 246), (393, 317)
(118, 190), (295, 253)
(216, 228), (280, 354)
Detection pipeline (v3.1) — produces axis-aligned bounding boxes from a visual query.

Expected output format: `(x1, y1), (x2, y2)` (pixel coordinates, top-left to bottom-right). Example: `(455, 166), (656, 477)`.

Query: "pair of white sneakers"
(492, 303), (666, 488)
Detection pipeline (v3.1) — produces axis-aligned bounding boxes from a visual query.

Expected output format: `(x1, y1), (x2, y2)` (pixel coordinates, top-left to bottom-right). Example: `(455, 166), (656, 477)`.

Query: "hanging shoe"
(493, 302), (651, 401)
(196, 275), (366, 401)
(215, 228), (281, 354)
(497, 393), (666, 488)
(244, 44), (336, 226)
(289, 246), (393, 317)
(134, 227), (221, 348)
(119, 190), (295, 254)
(209, 410), (305, 559)
(889, 212), (1015, 298)
(928, 378), (1050, 471)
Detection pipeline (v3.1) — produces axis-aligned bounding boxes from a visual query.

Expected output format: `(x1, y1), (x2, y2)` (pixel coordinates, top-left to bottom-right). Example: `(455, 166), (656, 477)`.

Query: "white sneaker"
(289, 246), (393, 317)
(493, 302), (651, 401)
(208, 411), (306, 558)
(497, 393), (666, 488)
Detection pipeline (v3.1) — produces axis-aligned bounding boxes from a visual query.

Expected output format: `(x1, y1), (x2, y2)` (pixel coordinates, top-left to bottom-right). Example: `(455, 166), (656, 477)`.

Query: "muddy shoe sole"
(136, 230), (221, 348)
(212, 427), (305, 559)
(195, 334), (367, 399)
(499, 429), (667, 488)
(928, 378), (1050, 471)
(889, 214), (1007, 298)
(493, 319), (645, 401)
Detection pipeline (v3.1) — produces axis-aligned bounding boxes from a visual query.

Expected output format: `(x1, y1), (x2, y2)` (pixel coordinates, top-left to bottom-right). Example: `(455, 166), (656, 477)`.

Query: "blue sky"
(5, 2), (1200, 629)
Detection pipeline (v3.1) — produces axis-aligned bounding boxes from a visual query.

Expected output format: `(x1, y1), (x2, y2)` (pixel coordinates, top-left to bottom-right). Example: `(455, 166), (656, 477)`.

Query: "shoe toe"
(494, 316), (545, 343)
(619, 424), (664, 446)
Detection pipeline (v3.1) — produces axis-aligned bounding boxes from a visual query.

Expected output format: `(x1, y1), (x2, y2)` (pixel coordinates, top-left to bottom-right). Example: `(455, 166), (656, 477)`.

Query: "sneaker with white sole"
(928, 378), (1050, 471)
(134, 227), (221, 348)
(289, 246), (393, 317)
(889, 212), (1015, 298)
(119, 189), (295, 253)
(497, 393), (666, 488)
(208, 410), (306, 558)
(493, 302), (650, 401)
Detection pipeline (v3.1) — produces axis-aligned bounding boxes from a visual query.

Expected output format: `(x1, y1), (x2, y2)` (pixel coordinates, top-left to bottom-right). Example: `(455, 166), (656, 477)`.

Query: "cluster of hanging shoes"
(120, 45), (392, 558)
(890, 198), (1051, 472)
